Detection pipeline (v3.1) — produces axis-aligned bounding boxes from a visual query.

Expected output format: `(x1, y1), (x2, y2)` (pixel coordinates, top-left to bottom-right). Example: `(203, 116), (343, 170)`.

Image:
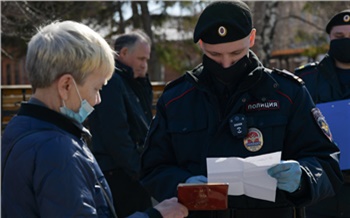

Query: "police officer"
(140, 1), (343, 218)
(295, 9), (350, 218)
(295, 9), (350, 103)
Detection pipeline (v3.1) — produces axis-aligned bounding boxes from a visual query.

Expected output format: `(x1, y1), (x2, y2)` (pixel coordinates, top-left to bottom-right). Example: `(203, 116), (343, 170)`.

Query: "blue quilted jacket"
(2, 101), (153, 218)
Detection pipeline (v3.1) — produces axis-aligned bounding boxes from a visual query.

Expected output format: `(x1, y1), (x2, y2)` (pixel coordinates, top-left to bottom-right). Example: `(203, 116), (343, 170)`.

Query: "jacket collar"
(319, 54), (342, 89)
(17, 102), (89, 139)
(115, 59), (134, 79)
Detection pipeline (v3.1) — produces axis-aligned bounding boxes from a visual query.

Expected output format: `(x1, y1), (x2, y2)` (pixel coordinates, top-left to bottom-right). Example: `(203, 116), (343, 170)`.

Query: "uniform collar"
(318, 54), (343, 94)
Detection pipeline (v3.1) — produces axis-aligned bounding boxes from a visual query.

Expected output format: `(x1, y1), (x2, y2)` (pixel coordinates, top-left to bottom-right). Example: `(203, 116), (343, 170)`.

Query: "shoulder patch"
(311, 108), (333, 142)
(294, 62), (318, 72)
(272, 68), (304, 85)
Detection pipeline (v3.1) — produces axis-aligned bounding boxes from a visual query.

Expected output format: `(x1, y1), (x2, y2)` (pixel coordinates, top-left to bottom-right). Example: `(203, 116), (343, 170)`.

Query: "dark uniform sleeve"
(141, 96), (193, 202)
(281, 83), (343, 206)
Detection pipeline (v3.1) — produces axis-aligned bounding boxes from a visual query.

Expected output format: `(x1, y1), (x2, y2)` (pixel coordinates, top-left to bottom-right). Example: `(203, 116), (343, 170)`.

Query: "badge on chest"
(243, 128), (264, 152)
(229, 114), (264, 152)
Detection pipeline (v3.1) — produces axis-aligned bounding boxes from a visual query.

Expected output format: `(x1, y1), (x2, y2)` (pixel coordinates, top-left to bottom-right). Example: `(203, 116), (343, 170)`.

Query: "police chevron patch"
(311, 108), (333, 142)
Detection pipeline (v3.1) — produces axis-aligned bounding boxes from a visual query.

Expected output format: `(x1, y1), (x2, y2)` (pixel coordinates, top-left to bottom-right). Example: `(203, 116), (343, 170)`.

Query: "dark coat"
(295, 54), (350, 217)
(88, 60), (153, 179)
(1, 103), (113, 217)
(141, 51), (343, 217)
(295, 54), (350, 102)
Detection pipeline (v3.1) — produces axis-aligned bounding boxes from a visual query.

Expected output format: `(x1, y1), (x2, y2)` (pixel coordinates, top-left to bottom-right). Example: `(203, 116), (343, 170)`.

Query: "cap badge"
(344, 14), (350, 23)
(243, 128), (263, 152)
(218, 26), (227, 37)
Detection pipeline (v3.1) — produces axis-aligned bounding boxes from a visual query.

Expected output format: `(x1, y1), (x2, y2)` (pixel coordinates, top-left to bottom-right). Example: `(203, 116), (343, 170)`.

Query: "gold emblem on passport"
(344, 14), (350, 23)
(243, 128), (263, 152)
(218, 26), (227, 37)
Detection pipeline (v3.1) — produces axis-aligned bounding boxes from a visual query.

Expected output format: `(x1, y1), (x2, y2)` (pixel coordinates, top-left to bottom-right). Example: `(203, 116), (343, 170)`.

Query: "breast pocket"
(247, 115), (288, 153)
(167, 115), (208, 162)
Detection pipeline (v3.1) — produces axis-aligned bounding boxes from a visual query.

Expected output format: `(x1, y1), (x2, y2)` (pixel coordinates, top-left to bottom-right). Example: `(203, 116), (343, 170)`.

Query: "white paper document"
(206, 151), (281, 202)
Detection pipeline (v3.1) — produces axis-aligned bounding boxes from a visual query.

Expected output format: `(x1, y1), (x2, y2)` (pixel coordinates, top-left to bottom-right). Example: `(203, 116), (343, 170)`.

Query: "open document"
(317, 99), (350, 170)
(207, 151), (281, 202)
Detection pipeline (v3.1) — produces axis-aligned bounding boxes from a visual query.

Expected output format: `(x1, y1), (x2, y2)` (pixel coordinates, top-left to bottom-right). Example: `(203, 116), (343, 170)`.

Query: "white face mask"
(59, 79), (94, 123)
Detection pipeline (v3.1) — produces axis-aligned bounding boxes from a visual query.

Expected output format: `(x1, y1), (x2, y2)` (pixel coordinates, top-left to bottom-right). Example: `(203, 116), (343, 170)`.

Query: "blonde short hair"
(26, 20), (115, 89)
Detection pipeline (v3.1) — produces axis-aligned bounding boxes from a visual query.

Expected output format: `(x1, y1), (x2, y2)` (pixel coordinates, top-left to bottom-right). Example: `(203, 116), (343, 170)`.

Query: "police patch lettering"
(243, 128), (263, 152)
(246, 100), (280, 112)
(311, 108), (333, 141)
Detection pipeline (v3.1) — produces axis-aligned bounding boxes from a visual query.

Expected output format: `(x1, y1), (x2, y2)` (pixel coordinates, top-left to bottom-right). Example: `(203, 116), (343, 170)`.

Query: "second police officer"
(295, 9), (350, 218)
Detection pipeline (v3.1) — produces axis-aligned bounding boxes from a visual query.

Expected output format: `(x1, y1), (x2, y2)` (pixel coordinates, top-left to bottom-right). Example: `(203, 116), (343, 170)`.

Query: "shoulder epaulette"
(272, 68), (304, 85)
(294, 62), (318, 72)
(163, 64), (203, 92)
(163, 75), (186, 92)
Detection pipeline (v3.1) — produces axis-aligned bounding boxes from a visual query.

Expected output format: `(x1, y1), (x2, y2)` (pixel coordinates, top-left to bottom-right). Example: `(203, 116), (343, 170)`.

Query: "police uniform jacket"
(295, 54), (350, 217)
(295, 54), (350, 102)
(89, 60), (153, 179)
(141, 51), (342, 213)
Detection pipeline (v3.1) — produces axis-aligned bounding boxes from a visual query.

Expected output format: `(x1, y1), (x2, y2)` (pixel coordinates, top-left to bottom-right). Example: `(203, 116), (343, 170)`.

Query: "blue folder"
(316, 99), (350, 170)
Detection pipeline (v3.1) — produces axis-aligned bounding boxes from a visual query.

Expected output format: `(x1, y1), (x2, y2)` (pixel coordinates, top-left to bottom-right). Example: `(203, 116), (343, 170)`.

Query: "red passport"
(177, 183), (229, 211)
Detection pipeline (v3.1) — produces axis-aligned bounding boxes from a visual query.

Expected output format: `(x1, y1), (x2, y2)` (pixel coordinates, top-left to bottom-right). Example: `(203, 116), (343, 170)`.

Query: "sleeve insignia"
(311, 108), (333, 142)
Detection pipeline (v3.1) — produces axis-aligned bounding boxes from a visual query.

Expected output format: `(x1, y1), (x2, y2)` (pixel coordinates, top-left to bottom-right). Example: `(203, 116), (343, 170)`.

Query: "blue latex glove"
(267, 160), (302, 193)
(185, 175), (208, 184)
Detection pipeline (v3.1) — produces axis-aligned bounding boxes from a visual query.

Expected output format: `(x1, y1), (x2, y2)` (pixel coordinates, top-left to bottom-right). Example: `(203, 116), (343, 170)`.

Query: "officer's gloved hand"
(185, 175), (208, 184)
(267, 160), (302, 193)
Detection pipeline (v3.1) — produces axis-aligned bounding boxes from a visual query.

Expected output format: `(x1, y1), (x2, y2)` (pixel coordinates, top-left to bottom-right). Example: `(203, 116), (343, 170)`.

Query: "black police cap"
(193, 1), (253, 44)
(326, 9), (350, 34)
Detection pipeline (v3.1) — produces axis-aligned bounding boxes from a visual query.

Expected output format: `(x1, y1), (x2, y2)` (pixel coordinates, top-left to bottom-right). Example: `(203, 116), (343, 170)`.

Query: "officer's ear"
(249, 29), (256, 48)
(198, 39), (204, 49)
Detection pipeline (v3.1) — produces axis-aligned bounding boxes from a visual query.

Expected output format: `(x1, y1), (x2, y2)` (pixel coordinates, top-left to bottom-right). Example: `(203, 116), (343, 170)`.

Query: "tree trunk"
(139, 1), (162, 81)
(131, 2), (141, 29)
(116, 1), (125, 34)
(259, 2), (279, 67)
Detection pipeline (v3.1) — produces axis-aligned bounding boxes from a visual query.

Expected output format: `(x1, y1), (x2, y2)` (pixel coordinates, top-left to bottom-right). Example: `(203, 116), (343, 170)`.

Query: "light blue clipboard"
(316, 99), (350, 170)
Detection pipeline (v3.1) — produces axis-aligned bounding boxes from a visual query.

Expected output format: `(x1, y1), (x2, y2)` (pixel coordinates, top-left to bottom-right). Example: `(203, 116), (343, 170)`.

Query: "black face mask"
(202, 54), (251, 85)
(328, 38), (350, 63)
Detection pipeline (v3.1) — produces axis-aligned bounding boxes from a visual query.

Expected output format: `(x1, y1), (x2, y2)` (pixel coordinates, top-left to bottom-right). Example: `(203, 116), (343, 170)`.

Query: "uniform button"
(242, 98), (246, 103)
(182, 127), (187, 132)
(273, 83), (279, 88)
(261, 97), (266, 102)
